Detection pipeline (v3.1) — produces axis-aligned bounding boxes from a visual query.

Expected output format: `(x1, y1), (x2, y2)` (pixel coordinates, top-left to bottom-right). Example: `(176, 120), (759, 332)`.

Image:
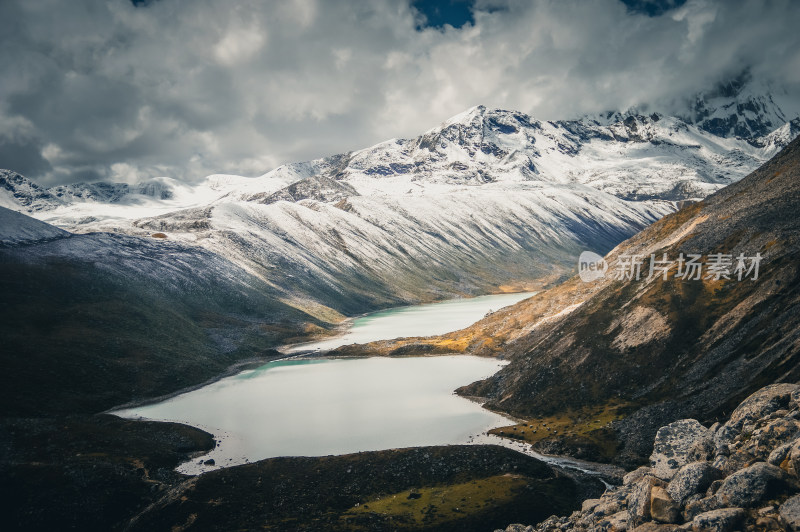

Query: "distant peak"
(439, 105), (486, 127)
(437, 105), (539, 132)
(676, 72), (799, 139)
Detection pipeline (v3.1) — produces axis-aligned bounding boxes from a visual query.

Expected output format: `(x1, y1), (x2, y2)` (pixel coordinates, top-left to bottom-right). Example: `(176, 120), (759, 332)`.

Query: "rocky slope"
(0, 206), (68, 246)
(449, 133), (798, 468)
(498, 383), (800, 532)
(678, 71), (800, 140)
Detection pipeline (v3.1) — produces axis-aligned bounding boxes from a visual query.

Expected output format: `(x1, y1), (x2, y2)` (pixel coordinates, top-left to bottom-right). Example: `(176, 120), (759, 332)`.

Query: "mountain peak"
(0, 170), (63, 212)
(678, 71), (800, 139)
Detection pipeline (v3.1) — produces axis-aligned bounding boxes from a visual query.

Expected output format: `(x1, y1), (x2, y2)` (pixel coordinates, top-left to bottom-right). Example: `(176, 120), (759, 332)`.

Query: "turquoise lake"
(114, 293), (536, 474)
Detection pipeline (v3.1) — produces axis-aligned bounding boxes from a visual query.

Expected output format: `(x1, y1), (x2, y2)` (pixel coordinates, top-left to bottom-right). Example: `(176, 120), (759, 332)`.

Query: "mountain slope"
(3, 106), (795, 318)
(0, 208), (322, 416)
(0, 207), (68, 246)
(445, 135), (800, 465)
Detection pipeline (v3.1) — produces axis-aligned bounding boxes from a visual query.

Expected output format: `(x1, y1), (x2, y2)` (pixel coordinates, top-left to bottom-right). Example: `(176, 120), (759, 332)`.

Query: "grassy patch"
(341, 474), (528, 529)
(489, 400), (631, 460)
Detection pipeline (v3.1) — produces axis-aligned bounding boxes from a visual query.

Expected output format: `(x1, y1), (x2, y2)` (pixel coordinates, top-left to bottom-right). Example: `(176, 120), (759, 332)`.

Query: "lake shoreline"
(115, 355), (514, 473)
(280, 290), (538, 354)
(107, 291), (537, 414)
(110, 351), (625, 484)
(106, 289), (624, 484)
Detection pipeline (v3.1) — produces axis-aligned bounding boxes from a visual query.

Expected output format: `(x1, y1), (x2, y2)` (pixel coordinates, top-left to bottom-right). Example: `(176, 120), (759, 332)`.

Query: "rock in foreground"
(497, 383), (800, 531)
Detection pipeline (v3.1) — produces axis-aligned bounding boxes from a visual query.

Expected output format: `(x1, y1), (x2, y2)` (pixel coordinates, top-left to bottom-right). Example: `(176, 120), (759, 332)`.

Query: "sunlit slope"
(452, 136), (800, 463)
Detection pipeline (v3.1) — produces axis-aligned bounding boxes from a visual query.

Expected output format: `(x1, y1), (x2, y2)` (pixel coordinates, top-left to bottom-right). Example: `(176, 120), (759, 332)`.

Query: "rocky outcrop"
(497, 383), (800, 532)
(650, 420), (711, 481)
(249, 175), (359, 205)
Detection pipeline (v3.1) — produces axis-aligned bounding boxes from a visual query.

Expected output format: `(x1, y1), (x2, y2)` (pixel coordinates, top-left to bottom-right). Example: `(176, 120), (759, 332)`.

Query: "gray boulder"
(712, 425), (737, 456)
(714, 461), (794, 508)
(687, 435), (715, 463)
(624, 466), (653, 485)
(710, 454), (728, 472)
(705, 479), (724, 498)
(629, 475), (665, 526)
(743, 417), (800, 460)
(667, 462), (722, 506)
(683, 495), (718, 521)
(603, 510), (629, 531)
(650, 420), (710, 480)
(768, 441), (793, 466)
(725, 383), (800, 432)
(581, 498), (602, 513)
(780, 494), (800, 531)
(787, 439), (800, 477)
(690, 508), (745, 532)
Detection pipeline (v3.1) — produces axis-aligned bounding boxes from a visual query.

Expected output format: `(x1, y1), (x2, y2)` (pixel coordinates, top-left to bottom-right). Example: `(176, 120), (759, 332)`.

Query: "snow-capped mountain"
(677, 71), (800, 140)
(2, 103), (797, 318)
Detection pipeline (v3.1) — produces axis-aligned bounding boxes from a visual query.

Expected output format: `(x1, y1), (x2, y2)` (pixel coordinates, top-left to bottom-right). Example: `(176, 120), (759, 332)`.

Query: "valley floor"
(0, 413), (605, 531)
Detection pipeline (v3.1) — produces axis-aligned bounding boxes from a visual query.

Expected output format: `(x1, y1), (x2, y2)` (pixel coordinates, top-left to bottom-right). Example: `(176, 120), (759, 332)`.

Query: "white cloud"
(214, 24), (266, 66)
(0, 0), (798, 185)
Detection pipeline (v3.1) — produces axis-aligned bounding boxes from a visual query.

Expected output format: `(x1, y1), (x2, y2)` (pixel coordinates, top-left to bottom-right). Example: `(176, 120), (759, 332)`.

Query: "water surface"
(285, 291), (536, 353)
(115, 356), (511, 474)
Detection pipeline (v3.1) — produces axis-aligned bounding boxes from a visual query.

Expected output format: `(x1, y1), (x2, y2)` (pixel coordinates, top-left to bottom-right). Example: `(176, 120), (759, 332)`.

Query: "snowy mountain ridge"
(3, 104), (795, 220)
(2, 100), (798, 319)
(586, 72), (800, 142)
(678, 72), (800, 139)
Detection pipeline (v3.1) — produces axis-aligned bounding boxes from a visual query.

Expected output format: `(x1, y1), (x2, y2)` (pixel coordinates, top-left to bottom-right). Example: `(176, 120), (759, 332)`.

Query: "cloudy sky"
(1, 0), (799, 185)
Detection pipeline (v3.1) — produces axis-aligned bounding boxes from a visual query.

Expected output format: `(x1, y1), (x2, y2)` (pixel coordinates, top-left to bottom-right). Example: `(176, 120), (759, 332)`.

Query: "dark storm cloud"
(0, 0), (798, 185)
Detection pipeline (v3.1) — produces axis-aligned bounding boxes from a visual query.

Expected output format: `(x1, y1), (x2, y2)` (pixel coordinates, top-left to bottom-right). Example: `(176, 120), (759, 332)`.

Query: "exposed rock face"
(496, 383), (800, 532)
(251, 175), (360, 205)
(650, 420), (710, 480)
